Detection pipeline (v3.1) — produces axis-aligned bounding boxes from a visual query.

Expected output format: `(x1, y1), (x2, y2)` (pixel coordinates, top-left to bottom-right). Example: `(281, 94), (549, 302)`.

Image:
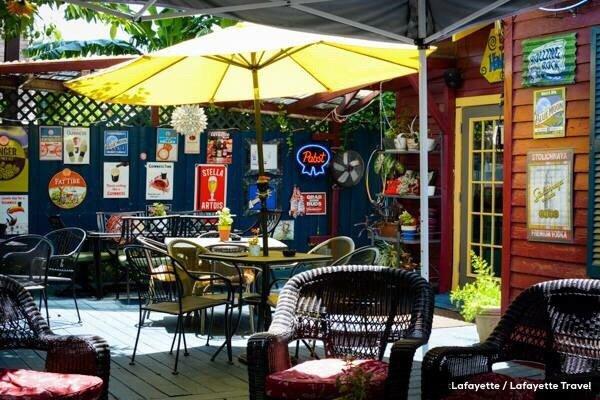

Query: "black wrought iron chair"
(178, 215), (220, 237)
(44, 227), (87, 323)
(247, 265), (434, 400)
(0, 234), (54, 322)
(0, 275), (110, 399)
(124, 244), (236, 374)
(422, 279), (600, 400)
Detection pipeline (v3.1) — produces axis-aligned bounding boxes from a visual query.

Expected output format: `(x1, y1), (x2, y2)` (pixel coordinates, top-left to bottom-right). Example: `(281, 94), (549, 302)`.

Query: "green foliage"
(376, 241), (399, 268)
(23, 38), (140, 59)
(148, 202), (167, 216)
(0, 0), (59, 40)
(216, 207), (233, 227)
(373, 153), (403, 183)
(335, 360), (374, 400)
(399, 210), (415, 226)
(450, 252), (501, 322)
(342, 91), (395, 134)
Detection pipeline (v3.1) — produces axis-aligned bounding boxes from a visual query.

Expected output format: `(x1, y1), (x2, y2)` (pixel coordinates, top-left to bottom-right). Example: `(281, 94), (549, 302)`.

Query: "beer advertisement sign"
(0, 195), (28, 235)
(146, 162), (174, 200)
(156, 128), (178, 162)
(0, 126), (28, 192)
(207, 130), (233, 164)
(103, 162), (129, 199)
(104, 130), (129, 156)
(527, 149), (573, 243)
(302, 192), (327, 215)
(194, 164), (227, 211)
(39, 126), (63, 161)
(48, 168), (87, 209)
(533, 87), (565, 139)
(522, 33), (576, 87)
(64, 127), (90, 164)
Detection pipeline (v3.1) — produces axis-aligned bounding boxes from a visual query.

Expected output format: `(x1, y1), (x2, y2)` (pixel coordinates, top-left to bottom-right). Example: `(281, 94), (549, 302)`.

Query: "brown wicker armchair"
(247, 265), (434, 400)
(0, 275), (110, 399)
(422, 279), (600, 400)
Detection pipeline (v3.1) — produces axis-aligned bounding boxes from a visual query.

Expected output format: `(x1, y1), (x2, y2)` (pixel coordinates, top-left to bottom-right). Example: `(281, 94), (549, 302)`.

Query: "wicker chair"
(247, 265), (434, 400)
(0, 275), (110, 399)
(44, 228), (87, 323)
(422, 279), (600, 400)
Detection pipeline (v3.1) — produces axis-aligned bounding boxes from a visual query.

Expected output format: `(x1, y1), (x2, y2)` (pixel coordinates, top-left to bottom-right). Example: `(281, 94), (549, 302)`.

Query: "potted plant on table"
(216, 207), (233, 241)
(450, 251), (501, 342)
(399, 210), (417, 240)
(248, 228), (261, 256)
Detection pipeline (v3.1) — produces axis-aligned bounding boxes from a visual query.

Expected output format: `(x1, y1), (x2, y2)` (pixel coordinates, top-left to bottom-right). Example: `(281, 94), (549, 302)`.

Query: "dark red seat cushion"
(443, 372), (542, 400)
(0, 368), (103, 400)
(265, 358), (388, 400)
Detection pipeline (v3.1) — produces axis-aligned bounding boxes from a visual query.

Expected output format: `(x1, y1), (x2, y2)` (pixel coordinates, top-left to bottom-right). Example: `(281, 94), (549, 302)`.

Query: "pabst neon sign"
(296, 144), (331, 177)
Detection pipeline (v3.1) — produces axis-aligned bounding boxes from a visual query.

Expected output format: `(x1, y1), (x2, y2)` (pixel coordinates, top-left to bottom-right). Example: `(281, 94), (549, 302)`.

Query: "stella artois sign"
(194, 164), (227, 211)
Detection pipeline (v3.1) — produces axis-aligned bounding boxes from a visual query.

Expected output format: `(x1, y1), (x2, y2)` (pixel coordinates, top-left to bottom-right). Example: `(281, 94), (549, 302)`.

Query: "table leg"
(257, 264), (270, 332)
(92, 237), (103, 300)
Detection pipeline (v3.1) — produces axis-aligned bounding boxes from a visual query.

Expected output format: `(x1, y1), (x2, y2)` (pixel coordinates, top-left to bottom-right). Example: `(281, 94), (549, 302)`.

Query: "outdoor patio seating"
(47, 215), (66, 230)
(44, 227), (87, 323)
(124, 244), (236, 374)
(422, 279), (600, 400)
(0, 275), (110, 399)
(247, 265), (434, 400)
(331, 245), (380, 265)
(178, 215), (220, 237)
(0, 234), (54, 322)
(239, 210), (283, 236)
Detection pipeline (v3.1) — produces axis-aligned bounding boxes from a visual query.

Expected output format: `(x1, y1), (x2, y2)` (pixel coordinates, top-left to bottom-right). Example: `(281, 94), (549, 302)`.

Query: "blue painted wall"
(22, 125), (378, 251)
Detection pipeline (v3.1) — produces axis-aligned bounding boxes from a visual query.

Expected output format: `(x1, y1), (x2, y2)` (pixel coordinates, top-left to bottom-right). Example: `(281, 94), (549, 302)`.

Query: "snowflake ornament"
(171, 105), (208, 137)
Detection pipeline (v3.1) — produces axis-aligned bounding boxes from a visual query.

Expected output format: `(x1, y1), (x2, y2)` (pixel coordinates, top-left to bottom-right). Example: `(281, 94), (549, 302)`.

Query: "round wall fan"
(332, 150), (365, 187)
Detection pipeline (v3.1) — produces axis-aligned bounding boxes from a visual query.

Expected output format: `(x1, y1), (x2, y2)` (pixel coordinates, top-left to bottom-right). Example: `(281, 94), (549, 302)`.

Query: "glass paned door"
(468, 117), (503, 277)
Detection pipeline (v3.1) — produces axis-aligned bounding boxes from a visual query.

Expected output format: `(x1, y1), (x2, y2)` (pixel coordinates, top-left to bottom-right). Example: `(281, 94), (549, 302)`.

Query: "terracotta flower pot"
(219, 226), (231, 241)
(475, 306), (501, 342)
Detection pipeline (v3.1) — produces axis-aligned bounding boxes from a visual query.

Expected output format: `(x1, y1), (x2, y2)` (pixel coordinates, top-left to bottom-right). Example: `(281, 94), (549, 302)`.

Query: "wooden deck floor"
(0, 297), (543, 399)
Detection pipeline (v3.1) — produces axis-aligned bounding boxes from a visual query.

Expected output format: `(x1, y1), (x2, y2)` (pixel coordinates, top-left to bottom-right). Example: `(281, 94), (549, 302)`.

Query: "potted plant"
(216, 207), (233, 241)
(450, 252), (501, 341)
(399, 210), (417, 240)
(247, 228), (261, 256)
(376, 241), (418, 271)
(149, 202), (167, 216)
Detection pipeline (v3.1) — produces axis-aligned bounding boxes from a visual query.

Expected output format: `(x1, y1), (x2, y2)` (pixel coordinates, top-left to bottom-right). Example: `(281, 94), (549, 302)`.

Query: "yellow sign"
(0, 126), (28, 193)
(480, 22), (504, 83)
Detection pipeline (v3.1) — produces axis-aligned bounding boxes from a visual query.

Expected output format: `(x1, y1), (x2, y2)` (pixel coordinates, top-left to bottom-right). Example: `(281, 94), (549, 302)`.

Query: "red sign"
(194, 164), (227, 211)
(301, 192), (327, 215)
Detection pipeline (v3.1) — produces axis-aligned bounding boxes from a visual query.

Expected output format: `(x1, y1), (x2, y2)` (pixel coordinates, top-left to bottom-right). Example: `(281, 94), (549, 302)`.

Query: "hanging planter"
(171, 105), (208, 138)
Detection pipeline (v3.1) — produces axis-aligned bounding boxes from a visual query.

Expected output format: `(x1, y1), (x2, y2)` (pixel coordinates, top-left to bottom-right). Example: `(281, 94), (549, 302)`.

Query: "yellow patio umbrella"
(66, 22), (433, 255)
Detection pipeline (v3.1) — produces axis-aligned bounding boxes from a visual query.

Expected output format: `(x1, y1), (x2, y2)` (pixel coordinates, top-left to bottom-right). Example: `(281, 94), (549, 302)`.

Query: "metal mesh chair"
(239, 210), (283, 236)
(120, 215), (179, 244)
(44, 228), (87, 323)
(177, 215), (220, 237)
(248, 265), (434, 400)
(422, 279), (600, 400)
(96, 210), (145, 233)
(125, 244), (235, 373)
(332, 245), (380, 265)
(0, 235), (54, 322)
(0, 275), (110, 399)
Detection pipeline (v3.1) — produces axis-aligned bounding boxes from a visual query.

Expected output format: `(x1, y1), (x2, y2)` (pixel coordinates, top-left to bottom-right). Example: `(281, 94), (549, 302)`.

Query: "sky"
(36, 4), (130, 41)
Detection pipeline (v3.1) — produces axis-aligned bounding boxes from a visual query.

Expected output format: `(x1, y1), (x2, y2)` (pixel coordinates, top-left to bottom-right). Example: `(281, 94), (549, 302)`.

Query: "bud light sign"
(296, 144), (331, 177)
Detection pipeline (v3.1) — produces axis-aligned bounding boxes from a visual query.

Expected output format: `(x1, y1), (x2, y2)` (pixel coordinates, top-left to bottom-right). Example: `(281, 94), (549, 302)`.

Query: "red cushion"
(443, 372), (542, 400)
(0, 369), (103, 400)
(265, 358), (388, 400)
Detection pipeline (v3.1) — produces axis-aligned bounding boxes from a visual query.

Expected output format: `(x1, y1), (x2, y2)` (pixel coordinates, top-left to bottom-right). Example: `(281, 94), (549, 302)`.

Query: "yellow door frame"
(452, 94), (502, 290)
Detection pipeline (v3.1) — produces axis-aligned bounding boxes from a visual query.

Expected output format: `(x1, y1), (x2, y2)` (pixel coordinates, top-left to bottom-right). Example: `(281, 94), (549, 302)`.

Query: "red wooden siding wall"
(501, 3), (598, 310)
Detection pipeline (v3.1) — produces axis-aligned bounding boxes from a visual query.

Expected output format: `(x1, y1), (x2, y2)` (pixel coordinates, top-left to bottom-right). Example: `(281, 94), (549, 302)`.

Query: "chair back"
(124, 245), (184, 305)
(332, 246), (380, 266)
(0, 275), (50, 349)
(44, 228), (86, 275)
(96, 210), (145, 233)
(242, 210), (282, 236)
(48, 215), (66, 230)
(0, 235), (54, 281)
(136, 236), (168, 253)
(121, 215), (178, 244)
(309, 236), (355, 264)
(271, 265), (433, 361)
(489, 279), (600, 378)
(178, 215), (219, 237)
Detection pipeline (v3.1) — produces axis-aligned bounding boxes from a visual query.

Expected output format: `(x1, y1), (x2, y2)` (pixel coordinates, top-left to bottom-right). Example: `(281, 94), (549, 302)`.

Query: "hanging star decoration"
(171, 105), (208, 137)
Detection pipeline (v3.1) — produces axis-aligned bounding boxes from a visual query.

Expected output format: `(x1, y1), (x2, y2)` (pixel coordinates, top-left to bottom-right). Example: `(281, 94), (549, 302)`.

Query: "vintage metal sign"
(522, 32), (576, 87)
(527, 149), (573, 243)
(156, 128), (178, 161)
(104, 130), (128, 156)
(39, 126), (63, 161)
(0, 126), (28, 192)
(48, 168), (87, 209)
(194, 164), (228, 211)
(533, 87), (566, 139)
(146, 162), (174, 200)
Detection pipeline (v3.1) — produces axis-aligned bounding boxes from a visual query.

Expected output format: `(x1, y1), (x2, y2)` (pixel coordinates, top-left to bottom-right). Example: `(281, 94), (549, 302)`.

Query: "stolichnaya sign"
(533, 87), (565, 139)
(296, 144), (331, 176)
(527, 149), (573, 243)
(194, 164), (227, 211)
(522, 33), (576, 87)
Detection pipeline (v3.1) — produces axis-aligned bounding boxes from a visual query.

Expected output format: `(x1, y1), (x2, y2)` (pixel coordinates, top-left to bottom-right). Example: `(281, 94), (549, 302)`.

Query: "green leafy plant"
(450, 252), (501, 322)
(216, 207), (233, 227)
(375, 241), (418, 271)
(373, 153), (404, 191)
(399, 210), (416, 226)
(335, 359), (374, 400)
(149, 202), (167, 216)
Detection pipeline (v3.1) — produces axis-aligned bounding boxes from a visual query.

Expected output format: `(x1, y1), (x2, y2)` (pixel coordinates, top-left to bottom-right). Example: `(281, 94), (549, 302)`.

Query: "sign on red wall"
(302, 192), (327, 215)
(194, 164), (227, 211)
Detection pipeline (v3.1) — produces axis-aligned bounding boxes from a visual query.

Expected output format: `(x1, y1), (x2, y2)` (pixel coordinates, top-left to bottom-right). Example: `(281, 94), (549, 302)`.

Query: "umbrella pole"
(418, 48), (429, 282)
(251, 61), (270, 257)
